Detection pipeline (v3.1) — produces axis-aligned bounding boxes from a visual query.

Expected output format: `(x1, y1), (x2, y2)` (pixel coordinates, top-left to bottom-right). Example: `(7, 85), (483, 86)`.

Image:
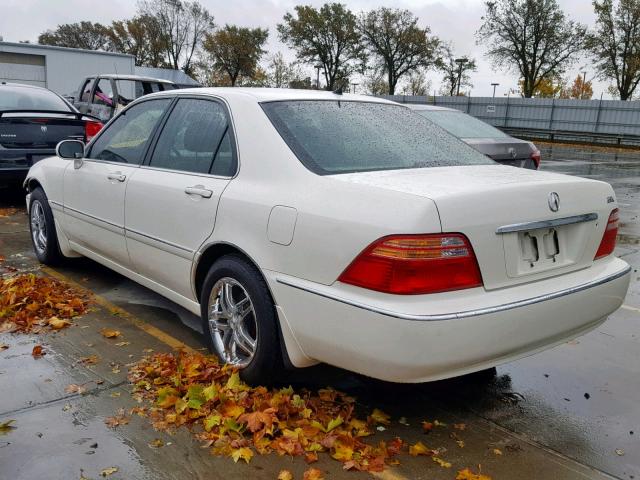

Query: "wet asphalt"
(0, 143), (638, 480)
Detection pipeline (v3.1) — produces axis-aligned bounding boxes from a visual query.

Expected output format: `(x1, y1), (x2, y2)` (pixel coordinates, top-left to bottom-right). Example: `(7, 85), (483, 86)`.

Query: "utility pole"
(314, 64), (322, 90)
(491, 82), (499, 98)
(455, 58), (468, 96)
(581, 71), (587, 99)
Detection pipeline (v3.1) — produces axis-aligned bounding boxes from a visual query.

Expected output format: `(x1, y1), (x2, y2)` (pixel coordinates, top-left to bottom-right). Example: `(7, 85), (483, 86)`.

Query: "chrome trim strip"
(63, 205), (123, 234)
(125, 227), (194, 257)
(276, 265), (631, 322)
(496, 213), (598, 234)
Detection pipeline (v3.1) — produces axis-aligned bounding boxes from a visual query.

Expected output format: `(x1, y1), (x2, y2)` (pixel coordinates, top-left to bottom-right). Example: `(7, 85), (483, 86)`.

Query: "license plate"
(519, 227), (560, 268)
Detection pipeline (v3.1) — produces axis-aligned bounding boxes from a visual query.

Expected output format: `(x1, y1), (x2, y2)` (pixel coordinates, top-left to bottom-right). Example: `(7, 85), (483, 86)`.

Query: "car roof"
(407, 104), (460, 112)
(91, 74), (175, 84)
(143, 87), (401, 104)
(0, 81), (52, 92)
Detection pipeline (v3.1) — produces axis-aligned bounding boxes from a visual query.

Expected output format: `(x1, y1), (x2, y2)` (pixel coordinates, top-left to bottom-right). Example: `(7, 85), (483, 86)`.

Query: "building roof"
(0, 41), (134, 59)
(135, 66), (200, 87)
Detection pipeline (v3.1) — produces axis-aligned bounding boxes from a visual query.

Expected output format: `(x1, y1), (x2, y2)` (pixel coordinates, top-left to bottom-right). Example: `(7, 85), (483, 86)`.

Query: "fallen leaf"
(303, 467), (324, 480)
(31, 345), (44, 358)
(422, 421), (433, 433)
(48, 317), (71, 330)
(0, 419), (16, 435)
(105, 409), (130, 428)
(100, 467), (118, 477)
(398, 416), (409, 425)
(114, 341), (130, 347)
(230, 447), (253, 463)
(100, 328), (121, 339)
(615, 448), (625, 456)
(277, 470), (293, 480)
(110, 392), (121, 398)
(149, 438), (164, 448)
(456, 440), (465, 448)
(492, 448), (502, 456)
(409, 441), (434, 457)
(0, 343), (9, 351)
(369, 408), (391, 425)
(456, 468), (493, 480)
(433, 456), (452, 468)
(65, 384), (87, 395)
(454, 423), (467, 430)
(79, 355), (99, 365)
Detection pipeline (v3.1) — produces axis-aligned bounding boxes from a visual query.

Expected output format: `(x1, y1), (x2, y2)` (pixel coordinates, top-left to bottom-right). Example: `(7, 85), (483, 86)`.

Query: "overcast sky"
(0, 0), (610, 97)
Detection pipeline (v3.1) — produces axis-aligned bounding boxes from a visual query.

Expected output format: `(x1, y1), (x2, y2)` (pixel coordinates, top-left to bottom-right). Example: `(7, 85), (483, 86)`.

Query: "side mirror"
(56, 140), (85, 169)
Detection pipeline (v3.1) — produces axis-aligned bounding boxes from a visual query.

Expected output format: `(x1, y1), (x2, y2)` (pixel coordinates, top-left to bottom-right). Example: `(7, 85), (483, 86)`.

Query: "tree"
(363, 71), (389, 95)
(569, 74), (593, 99)
(202, 25), (268, 86)
(107, 15), (167, 67)
(477, 0), (586, 98)
(277, 3), (365, 90)
(518, 75), (567, 97)
(359, 8), (440, 95)
(402, 70), (431, 96)
(138, 0), (214, 74)
(38, 21), (111, 50)
(588, 0), (640, 100)
(266, 52), (303, 88)
(438, 44), (476, 96)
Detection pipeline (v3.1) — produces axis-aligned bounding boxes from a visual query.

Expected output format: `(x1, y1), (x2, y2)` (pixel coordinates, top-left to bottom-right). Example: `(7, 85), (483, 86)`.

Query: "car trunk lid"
(334, 165), (615, 290)
(0, 113), (85, 149)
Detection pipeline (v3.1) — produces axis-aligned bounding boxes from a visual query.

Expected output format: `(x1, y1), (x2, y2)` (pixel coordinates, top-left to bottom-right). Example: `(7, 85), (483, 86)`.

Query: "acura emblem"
(548, 192), (560, 212)
(40, 125), (47, 133)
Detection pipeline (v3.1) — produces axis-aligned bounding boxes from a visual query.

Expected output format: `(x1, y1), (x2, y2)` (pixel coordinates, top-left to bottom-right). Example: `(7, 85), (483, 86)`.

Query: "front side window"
(148, 98), (235, 175)
(416, 110), (509, 139)
(88, 99), (170, 165)
(262, 101), (493, 175)
(92, 78), (114, 107)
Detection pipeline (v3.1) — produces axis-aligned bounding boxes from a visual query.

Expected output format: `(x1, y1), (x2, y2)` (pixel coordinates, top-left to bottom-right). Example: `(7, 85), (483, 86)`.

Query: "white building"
(0, 41), (135, 96)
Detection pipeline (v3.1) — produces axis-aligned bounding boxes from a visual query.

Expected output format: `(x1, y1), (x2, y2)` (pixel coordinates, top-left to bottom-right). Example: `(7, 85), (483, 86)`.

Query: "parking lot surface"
(1, 143), (639, 480)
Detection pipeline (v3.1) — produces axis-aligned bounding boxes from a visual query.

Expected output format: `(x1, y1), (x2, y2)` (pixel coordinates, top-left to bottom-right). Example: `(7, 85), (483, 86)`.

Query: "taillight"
(594, 209), (619, 259)
(338, 233), (483, 295)
(530, 149), (541, 169)
(84, 120), (103, 142)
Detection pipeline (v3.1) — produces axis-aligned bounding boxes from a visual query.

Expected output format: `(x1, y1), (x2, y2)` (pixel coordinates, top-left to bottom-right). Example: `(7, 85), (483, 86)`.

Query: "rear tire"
(200, 254), (282, 384)
(28, 187), (64, 265)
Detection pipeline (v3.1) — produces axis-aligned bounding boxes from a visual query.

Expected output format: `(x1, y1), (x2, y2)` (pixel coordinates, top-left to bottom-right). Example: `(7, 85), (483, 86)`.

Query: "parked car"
(1, 82), (102, 187)
(24, 89), (630, 384)
(73, 74), (177, 123)
(409, 105), (541, 169)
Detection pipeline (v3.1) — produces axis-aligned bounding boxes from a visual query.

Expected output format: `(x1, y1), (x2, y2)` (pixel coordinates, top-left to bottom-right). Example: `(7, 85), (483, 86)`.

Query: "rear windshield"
(0, 86), (71, 112)
(415, 109), (508, 139)
(261, 100), (493, 175)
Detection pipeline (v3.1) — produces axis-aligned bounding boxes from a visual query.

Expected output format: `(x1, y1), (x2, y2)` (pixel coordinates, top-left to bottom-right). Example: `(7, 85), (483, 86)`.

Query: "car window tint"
(416, 110), (509, 139)
(92, 78), (114, 107)
(210, 130), (236, 176)
(0, 86), (72, 111)
(88, 99), (170, 165)
(262, 101), (493, 175)
(149, 98), (229, 175)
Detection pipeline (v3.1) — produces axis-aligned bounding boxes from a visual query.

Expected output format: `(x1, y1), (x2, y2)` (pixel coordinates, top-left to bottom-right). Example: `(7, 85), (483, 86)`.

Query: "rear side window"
(148, 98), (236, 176)
(88, 99), (170, 165)
(262, 101), (493, 175)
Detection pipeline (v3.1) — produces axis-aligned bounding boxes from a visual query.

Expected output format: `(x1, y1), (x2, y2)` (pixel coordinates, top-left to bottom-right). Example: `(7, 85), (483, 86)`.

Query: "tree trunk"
(387, 69), (395, 95)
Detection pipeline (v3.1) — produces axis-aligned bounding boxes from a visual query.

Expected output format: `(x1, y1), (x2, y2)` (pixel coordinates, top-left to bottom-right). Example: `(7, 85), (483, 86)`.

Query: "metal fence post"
(504, 95), (510, 128)
(594, 94), (603, 133)
(467, 95), (471, 113)
(549, 98), (555, 130)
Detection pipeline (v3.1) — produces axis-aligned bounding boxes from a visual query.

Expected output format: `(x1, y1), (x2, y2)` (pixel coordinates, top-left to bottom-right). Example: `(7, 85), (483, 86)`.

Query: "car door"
(75, 77), (94, 114)
(125, 96), (237, 300)
(62, 98), (172, 268)
(89, 77), (116, 123)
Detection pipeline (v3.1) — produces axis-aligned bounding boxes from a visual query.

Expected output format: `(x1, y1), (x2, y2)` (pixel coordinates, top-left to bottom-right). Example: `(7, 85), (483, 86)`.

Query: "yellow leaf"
(100, 328), (121, 338)
(409, 441), (433, 456)
(100, 467), (118, 477)
(48, 317), (71, 330)
(225, 372), (242, 390)
(456, 468), (493, 480)
(492, 448), (502, 455)
(278, 470), (293, 480)
(0, 419), (16, 435)
(331, 438), (354, 461)
(204, 414), (222, 432)
(230, 447), (253, 464)
(433, 456), (452, 468)
(369, 408), (391, 425)
(303, 468), (324, 480)
(175, 397), (188, 414)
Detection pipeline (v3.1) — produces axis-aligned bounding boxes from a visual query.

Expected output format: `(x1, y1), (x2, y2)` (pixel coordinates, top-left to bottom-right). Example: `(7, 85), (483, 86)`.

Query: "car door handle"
(185, 185), (213, 198)
(107, 172), (126, 182)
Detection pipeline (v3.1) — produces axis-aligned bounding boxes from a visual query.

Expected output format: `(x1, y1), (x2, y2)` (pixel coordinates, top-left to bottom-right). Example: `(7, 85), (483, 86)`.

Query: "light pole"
(351, 82), (358, 94)
(491, 82), (499, 98)
(454, 58), (468, 96)
(314, 64), (322, 90)
(581, 70), (587, 99)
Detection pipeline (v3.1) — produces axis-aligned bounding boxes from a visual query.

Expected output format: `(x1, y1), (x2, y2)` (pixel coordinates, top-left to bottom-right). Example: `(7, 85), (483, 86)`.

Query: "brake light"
(84, 120), (103, 142)
(338, 233), (483, 295)
(530, 149), (541, 169)
(594, 209), (619, 259)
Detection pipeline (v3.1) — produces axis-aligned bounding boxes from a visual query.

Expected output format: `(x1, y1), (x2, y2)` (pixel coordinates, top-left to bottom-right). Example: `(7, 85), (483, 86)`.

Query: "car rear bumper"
(1, 150), (54, 182)
(267, 257), (630, 382)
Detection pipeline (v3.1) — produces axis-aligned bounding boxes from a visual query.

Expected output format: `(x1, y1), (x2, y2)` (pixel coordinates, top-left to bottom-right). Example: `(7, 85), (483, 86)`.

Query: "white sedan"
(24, 88), (631, 383)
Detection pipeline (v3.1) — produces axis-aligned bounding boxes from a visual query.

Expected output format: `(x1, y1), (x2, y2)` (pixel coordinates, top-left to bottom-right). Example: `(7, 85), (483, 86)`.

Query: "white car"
(24, 88), (631, 383)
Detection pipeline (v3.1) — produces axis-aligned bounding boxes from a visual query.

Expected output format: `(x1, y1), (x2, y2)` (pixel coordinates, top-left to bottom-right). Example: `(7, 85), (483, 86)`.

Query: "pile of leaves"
(128, 351), (478, 476)
(0, 274), (89, 333)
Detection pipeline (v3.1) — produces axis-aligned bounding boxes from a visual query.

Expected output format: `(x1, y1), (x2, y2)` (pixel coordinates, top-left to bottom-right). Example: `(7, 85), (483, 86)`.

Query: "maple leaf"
(221, 401), (245, 419)
(105, 409), (130, 428)
(277, 470), (294, 480)
(456, 468), (493, 480)
(100, 328), (121, 338)
(204, 413), (222, 432)
(65, 384), (87, 395)
(303, 467), (324, 480)
(0, 419), (16, 435)
(239, 408), (277, 433)
(100, 467), (118, 477)
(230, 446), (253, 463)
(202, 383), (218, 402)
(79, 354), (99, 365)
(48, 317), (71, 330)
(433, 456), (452, 468)
(369, 408), (390, 425)
(409, 441), (434, 457)
(31, 345), (44, 358)
(331, 437), (354, 461)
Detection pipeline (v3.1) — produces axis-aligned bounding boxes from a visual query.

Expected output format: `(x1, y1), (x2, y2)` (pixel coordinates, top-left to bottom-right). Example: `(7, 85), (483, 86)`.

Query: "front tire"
(29, 187), (64, 265)
(200, 254), (282, 384)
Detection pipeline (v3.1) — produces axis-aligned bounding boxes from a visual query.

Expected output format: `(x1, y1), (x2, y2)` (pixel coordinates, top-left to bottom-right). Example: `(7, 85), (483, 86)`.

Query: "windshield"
(262, 101), (493, 175)
(415, 109), (508, 139)
(0, 86), (72, 112)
